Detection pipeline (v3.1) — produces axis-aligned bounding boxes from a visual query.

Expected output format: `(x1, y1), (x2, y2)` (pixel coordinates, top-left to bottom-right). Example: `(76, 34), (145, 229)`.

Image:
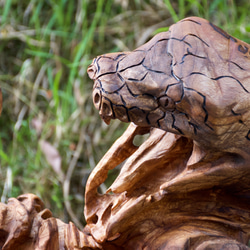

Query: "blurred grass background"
(0, 0), (249, 228)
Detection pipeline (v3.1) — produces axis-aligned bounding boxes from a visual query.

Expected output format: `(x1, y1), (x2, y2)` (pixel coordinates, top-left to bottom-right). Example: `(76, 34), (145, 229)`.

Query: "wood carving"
(86, 16), (250, 249)
(0, 194), (101, 249)
(1, 17), (250, 249)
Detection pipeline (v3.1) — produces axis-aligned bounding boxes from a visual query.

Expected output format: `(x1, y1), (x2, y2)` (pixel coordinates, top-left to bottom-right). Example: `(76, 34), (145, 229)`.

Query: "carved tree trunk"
(1, 17), (250, 249)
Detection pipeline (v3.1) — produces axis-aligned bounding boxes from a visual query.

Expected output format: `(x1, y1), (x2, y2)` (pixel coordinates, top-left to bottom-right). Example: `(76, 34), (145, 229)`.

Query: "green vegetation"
(0, 0), (249, 228)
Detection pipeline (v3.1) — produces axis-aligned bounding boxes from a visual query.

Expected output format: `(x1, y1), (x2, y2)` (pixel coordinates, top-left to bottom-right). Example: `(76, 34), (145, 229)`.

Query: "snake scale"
(88, 17), (250, 155)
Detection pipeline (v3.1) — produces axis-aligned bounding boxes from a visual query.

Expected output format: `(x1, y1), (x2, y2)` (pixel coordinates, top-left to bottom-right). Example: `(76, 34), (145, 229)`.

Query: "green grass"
(0, 0), (249, 228)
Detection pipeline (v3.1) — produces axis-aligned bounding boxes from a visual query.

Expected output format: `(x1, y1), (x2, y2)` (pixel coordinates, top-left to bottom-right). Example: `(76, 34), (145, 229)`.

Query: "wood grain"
(86, 16), (250, 249)
(1, 17), (250, 250)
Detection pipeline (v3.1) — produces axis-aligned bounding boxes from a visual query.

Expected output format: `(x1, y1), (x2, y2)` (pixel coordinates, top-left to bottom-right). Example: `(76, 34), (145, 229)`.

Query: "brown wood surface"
(1, 17), (250, 249)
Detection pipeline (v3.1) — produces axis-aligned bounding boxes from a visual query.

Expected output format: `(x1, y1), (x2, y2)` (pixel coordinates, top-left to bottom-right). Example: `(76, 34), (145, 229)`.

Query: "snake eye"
(159, 96), (169, 107)
(158, 96), (175, 110)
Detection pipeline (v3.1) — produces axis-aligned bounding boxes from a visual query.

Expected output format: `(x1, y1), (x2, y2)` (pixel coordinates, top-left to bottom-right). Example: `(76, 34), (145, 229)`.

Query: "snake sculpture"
(86, 17), (250, 249)
(88, 16), (250, 157)
(2, 17), (250, 250)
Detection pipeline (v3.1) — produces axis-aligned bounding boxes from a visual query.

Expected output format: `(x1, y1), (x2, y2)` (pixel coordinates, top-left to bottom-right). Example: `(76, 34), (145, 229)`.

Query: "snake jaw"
(101, 116), (111, 125)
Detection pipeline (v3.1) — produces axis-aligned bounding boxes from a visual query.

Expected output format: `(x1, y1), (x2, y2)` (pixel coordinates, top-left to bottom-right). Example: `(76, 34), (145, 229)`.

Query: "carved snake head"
(87, 44), (174, 127)
(88, 17), (250, 154)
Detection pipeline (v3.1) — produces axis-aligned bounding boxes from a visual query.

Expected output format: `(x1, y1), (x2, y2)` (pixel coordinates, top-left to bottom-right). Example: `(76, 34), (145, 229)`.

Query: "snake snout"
(92, 88), (113, 125)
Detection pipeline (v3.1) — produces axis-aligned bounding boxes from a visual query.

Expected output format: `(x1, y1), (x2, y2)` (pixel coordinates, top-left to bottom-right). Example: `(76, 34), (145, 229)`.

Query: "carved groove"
(118, 58), (145, 73)
(209, 22), (237, 42)
(180, 47), (207, 64)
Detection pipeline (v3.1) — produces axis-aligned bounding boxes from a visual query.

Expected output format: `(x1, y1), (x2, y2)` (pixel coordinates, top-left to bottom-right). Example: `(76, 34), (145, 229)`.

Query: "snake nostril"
(87, 64), (96, 79)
